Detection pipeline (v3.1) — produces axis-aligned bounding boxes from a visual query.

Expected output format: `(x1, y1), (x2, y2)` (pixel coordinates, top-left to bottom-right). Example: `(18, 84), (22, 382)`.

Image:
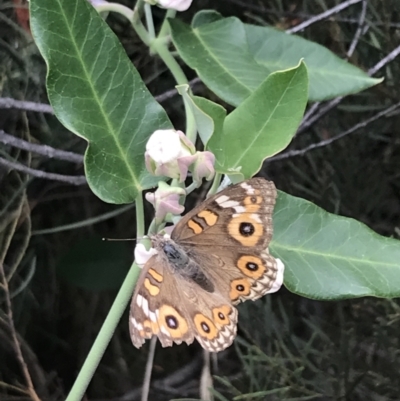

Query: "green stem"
(158, 9), (176, 39)
(144, 3), (156, 41)
(147, 218), (158, 236)
(153, 42), (187, 85)
(183, 97), (197, 143)
(93, 1), (150, 46)
(136, 191), (145, 239)
(65, 193), (145, 401)
(185, 181), (199, 195)
(207, 172), (222, 197)
(94, 2), (133, 19)
(151, 40), (196, 140)
(65, 262), (141, 401)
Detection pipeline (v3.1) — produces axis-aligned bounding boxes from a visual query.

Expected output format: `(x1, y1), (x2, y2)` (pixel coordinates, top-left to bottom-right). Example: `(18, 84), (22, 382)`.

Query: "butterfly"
(129, 178), (284, 352)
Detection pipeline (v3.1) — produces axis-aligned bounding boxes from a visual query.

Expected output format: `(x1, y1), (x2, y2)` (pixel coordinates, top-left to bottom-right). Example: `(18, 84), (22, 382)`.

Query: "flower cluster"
(145, 129), (215, 184)
(144, 129), (215, 224)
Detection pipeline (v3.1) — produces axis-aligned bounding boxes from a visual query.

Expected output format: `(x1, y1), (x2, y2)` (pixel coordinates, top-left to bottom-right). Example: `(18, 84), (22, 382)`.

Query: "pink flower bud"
(191, 151), (215, 182)
(145, 182), (186, 224)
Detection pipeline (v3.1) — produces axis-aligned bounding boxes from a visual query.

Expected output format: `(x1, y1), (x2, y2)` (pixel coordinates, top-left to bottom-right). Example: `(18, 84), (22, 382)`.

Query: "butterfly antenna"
(102, 236), (148, 242)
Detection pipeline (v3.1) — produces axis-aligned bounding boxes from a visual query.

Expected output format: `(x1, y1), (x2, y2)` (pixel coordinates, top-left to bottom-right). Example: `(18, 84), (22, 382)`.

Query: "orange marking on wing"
(243, 195), (262, 213)
(144, 278), (160, 296)
(198, 210), (218, 226)
(212, 305), (233, 326)
(148, 268), (163, 283)
(194, 314), (218, 340)
(229, 278), (251, 302)
(158, 305), (189, 339)
(227, 215), (263, 246)
(143, 319), (159, 335)
(237, 255), (266, 279)
(188, 219), (203, 234)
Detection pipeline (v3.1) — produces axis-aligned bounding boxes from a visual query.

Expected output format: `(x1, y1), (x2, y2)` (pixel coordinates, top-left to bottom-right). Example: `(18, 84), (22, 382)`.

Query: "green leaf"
(192, 10), (223, 28)
(57, 237), (131, 291)
(177, 85), (226, 146)
(169, 17), (268, 107)
(208, 61), (308, 180)
(171, 15), (382, 106)
(271, 191), (400, 300)
(245, 24), (383, 102)
(30, 0), (172, 204)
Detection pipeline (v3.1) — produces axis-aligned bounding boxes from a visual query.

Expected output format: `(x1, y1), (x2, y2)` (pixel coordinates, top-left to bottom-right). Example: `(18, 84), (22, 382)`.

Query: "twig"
(200, 350), (213, 401)
(141, 337), (157, 401)
(287, 0), (362, 34)
(222, 0), (400, 29)
(294, 0), (368, 133)
(0, 157), (87, 186)
(0, 262), (42, 401)
(269, 101), (400, 162)
(32, 204), (134, 235)
(0, 77), (202, 117)
(347, 0), (368, 58)
(298, 41), (399, 135)
(0, 98), (53, 114)
(117, 353), (202, 401)
(0, 130), (84, 163)
(368, 43), (400, 76)
(298, 97), (343, 135)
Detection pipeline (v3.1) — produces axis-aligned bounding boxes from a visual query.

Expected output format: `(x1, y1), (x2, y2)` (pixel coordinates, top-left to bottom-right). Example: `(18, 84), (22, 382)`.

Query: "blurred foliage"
(0, 0), (399, 400)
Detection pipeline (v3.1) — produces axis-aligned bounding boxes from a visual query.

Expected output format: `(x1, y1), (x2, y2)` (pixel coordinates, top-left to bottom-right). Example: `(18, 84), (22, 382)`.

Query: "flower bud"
(145, 0), (193, 11)
(191, 151), (215, 183)
(145, 181), (186, 224)
(145, 129), (196, 182)
(89, 0), (109, 6)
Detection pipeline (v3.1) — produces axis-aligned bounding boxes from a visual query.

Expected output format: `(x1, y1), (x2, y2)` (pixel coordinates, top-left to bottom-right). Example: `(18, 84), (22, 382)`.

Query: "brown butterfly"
(130, 178), (284, 352)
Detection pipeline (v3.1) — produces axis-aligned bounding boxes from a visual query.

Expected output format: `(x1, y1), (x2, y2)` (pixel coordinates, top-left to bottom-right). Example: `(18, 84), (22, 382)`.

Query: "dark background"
(0, 0), (399, 400)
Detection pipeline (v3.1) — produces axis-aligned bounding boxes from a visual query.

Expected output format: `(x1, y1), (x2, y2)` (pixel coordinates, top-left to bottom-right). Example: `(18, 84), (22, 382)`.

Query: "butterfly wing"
(171, 178), (282, 305)
(130, 252), (238, 352)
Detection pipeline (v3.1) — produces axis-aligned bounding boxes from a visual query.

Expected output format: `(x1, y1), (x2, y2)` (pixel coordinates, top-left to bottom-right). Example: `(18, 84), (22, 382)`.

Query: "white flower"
(146, 129), (189, 164)
(147, 0), (193, 11)
(145, 129), (196, 182)
(134, 243), (158, 267)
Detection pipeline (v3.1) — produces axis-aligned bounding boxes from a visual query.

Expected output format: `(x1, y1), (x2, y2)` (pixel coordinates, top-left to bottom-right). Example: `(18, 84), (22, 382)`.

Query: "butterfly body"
(130, 178), (283, 352)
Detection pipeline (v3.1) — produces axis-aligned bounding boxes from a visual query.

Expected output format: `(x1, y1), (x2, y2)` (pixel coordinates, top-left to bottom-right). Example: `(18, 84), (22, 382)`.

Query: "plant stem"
(153, 41), (187, 85)
(136, 191), (145, 239)
(65, 193), (144, 401)
(152, 40), (197, 141)
(207, 172), (222, 197)
(144, 3), (156, 41)
(158, 9), (176, 39)
(94, 2), (133, 20)
(65, 262), (141, 401)
(93, 1), (151, 46)
(185, 181), (199, 195)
